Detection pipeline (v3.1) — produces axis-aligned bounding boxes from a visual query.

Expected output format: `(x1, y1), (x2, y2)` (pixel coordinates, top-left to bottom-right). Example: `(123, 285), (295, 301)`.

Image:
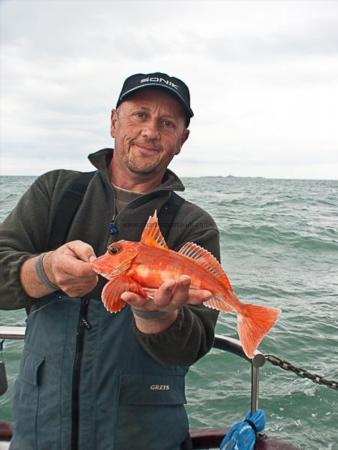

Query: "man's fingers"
(121, 292), (152, 310)
(167, 276), (191, 308)
(51, 241), (97, 277)
(186, 288), (213, 305)
(121, 291), (143, 304)
(44, 240), (98, 297)
(121, 276), (213, 313)
(153, 279), (177, 307)
(62, 275), (99, 298)
(65, 241), (97, 262)
(59, 259), (95, 278)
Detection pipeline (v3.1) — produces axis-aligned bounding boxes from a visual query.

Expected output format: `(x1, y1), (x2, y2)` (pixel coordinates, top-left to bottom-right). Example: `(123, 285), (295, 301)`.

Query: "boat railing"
(0, 327), (265, 412)
(214, 334), (266, 412)
(0, 326), (299, 449)
(0, 326), (25, 340)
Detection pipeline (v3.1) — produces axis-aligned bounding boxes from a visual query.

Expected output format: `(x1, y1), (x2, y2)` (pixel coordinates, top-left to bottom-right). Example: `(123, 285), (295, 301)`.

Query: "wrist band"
(35, 253), (59, 291)
(132, 308), (168, 320)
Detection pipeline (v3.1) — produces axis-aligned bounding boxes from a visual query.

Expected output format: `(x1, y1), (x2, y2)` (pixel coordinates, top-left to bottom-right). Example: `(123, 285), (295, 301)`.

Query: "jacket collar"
(88, 148), (185, 193)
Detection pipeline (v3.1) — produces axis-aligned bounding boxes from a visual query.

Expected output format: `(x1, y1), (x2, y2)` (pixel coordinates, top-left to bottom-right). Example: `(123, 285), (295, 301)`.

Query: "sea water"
(0, 175), (337, 449)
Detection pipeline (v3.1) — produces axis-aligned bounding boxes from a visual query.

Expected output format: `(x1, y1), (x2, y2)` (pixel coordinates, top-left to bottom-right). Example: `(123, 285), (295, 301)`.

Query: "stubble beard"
(125, 144), (162, 176)
(127, 158), (158, 176)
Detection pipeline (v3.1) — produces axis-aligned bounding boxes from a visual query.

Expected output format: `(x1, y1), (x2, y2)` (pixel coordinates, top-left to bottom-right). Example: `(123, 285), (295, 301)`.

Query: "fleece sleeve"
(0, 174), (56, 309)
(0, 171), (77, 310)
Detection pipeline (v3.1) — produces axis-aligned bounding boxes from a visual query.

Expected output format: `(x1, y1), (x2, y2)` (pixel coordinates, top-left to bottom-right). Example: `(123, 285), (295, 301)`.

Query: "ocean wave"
(1, 176), (337, 450)
(219, 224), (338, 252)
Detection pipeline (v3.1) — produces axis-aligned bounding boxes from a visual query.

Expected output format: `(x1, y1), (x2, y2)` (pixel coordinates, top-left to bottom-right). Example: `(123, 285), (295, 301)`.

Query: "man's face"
(110, 88), (189, 179)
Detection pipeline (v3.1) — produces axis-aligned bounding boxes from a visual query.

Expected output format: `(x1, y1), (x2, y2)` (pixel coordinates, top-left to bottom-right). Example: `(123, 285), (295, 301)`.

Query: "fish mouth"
(93, 270), (113, 280)
(90, 260), (115, 280)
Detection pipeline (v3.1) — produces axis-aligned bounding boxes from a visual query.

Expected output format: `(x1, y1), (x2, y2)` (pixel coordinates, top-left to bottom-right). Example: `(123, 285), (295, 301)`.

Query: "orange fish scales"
(91, 212), (281, 359)
(135, 246), (218, 292)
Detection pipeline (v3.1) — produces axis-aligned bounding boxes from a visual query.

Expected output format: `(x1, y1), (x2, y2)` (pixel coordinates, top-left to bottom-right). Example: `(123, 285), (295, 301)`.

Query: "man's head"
(110, 72), (192, 191)
(116, 72), (194, 127)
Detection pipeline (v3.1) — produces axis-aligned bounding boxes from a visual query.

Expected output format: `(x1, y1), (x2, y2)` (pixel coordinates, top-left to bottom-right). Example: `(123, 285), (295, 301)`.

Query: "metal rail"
(214, 334), (265, 412)
(0, 327), (264, 412)
(0, 327), (25, 340)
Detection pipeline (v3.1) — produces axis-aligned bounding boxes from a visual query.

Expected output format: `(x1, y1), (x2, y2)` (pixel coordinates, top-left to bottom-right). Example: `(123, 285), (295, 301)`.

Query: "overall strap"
(48, 171), (96, 249)
(48, 170), (185, 249)
(158, 192), (185, 240)
(45, 173), (185, 306)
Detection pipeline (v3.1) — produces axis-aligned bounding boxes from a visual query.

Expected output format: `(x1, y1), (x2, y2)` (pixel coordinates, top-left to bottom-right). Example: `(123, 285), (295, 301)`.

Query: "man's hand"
(44, 241), (98, 297)
(21, 240), (98, 299)
(121, 275), (212, 334)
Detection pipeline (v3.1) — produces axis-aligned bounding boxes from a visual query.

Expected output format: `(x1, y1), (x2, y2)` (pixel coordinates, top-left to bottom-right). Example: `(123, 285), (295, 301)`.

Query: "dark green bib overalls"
(11, 293), (189, 450)
(10, 173), (190, 450)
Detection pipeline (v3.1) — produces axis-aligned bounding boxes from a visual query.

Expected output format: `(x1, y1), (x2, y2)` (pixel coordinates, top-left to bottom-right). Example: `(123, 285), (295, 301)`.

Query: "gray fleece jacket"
(0, 148), (220, 366)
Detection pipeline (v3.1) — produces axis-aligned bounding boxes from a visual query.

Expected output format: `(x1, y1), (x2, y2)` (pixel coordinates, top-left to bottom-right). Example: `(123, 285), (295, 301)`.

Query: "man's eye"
(134, 112), (146, 119)
(162, 119), (175, 128)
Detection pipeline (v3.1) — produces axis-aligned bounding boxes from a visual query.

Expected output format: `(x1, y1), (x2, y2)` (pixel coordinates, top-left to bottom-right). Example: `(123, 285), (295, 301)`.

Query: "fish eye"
(107, 245), (120, 255)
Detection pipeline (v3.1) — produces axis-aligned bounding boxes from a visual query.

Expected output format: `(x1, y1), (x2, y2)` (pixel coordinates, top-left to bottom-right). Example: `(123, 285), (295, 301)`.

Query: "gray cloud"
(1, 0), (337, 179)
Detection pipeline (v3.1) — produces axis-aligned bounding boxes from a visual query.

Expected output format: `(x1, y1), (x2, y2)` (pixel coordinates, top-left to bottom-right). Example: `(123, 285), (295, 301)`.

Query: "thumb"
(66, 241), (97, 262)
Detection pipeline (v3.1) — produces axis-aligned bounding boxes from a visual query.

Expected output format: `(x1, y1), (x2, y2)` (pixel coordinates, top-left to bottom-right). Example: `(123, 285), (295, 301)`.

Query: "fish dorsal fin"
(178, 242), (232, 290)
(140, 210), (168, 250)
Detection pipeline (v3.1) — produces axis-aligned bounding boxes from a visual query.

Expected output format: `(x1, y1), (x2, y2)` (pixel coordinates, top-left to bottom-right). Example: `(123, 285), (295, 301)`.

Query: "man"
(0, 72), (220, 450)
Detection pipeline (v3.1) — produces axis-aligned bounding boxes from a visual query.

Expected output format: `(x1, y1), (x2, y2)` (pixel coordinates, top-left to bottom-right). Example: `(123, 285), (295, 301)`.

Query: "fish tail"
(237, 303), (281, 359)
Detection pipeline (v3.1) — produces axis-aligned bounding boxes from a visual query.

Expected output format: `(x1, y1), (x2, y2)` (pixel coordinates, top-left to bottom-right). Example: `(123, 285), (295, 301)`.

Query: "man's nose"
(141, 120), (160, 140)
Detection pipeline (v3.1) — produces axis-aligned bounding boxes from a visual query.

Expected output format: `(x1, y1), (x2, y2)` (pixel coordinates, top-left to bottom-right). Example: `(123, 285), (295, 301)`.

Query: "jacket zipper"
(71, 297), (91, 450)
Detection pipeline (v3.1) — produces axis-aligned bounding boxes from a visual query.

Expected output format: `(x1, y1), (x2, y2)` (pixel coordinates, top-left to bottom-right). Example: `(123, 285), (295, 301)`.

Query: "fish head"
(91, 240), (139, 279)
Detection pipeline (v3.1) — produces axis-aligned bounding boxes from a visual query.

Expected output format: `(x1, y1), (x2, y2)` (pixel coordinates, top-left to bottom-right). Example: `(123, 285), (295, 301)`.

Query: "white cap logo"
(140, 77), (179, 90)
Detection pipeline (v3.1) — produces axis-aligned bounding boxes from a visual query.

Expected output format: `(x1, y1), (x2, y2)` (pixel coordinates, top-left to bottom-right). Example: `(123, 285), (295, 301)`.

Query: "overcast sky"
(1, 0), (337, 179)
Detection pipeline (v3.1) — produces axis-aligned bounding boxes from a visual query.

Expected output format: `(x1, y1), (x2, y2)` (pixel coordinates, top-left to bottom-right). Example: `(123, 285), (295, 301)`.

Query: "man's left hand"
(121, 276), (212, 333)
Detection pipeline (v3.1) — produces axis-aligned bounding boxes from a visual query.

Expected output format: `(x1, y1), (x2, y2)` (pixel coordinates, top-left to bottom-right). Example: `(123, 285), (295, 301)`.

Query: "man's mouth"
(133, 143), (160, 153)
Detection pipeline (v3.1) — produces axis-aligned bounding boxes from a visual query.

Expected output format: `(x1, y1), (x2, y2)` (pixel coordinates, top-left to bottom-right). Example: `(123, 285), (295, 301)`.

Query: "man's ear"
(175, 129), (190, 155)
(110, 109), (118, 138)
(182, 128), (190, 145)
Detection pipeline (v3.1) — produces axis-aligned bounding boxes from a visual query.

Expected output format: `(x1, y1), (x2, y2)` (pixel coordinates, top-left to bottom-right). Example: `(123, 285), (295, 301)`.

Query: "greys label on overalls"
(10, 171), (191, 450)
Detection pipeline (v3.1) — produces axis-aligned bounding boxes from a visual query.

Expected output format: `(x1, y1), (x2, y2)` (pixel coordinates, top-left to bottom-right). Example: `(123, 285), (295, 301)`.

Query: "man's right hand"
(20, 241), (98, 299)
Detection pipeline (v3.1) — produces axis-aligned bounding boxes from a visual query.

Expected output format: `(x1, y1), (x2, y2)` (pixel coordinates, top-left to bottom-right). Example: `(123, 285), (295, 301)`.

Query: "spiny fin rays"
(140, 211), (169, 250)
(204, 294), (233, 313)
(178, 242), (232, 290)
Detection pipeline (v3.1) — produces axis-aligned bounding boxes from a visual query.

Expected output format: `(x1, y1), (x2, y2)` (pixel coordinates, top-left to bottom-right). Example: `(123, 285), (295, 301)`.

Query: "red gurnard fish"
(92, 211), (280, 358)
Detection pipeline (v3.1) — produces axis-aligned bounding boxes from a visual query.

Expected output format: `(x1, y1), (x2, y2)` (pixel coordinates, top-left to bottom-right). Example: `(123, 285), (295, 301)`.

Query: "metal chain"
(264, 354), (338, 390)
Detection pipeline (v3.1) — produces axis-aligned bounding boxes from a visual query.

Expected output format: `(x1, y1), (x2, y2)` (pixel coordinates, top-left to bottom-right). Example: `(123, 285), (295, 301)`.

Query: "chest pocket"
(112, 374), (188, 450)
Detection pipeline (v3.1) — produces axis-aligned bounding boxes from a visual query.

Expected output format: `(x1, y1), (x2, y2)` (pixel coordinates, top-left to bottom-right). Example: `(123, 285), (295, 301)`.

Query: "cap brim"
(117, 83), (194, 119)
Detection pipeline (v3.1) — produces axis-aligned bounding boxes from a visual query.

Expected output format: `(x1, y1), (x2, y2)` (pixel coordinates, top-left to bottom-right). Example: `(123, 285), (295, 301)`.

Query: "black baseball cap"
(116, 72), (194, 125)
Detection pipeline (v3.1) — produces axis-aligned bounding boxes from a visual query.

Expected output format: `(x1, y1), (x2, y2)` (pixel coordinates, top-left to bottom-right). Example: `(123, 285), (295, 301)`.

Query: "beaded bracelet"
(35, 253), (59, 291)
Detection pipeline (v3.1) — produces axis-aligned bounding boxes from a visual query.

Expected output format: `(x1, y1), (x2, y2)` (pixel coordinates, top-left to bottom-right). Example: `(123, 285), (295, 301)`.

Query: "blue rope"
(220, 409), (266, 450)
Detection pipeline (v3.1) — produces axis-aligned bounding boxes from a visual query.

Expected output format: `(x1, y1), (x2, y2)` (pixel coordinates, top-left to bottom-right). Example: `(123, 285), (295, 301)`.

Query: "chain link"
(264, 354), (338, 390)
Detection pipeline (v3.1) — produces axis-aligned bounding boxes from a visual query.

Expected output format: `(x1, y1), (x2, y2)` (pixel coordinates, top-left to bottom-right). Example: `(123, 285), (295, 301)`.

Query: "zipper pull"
(80, 317), (91, 330)
(109, 222), (118, 235)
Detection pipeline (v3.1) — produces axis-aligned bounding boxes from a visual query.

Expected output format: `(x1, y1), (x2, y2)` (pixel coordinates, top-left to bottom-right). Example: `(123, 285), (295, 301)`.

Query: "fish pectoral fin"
(204, 294), (233, 313)
(140, 210), (169, 250)
(111, 255), (136, 277)
(102, 274), (146, 314)
(178, 242), (232, 289)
